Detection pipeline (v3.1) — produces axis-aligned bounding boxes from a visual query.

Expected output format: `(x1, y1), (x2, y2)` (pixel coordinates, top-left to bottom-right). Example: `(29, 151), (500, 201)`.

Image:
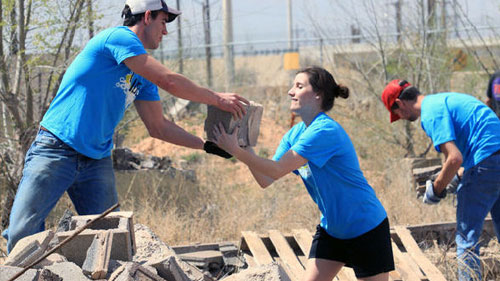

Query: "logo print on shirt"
(116, 72), (142, 109)
(298, 163), (312, 179)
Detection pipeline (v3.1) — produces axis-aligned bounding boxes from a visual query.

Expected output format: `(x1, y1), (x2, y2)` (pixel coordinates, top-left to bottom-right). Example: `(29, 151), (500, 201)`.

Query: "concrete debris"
(112, 148), (172, 170)
(44, 262), (91, 281)
(82, 230), (113, 279)
(1, 212), (252, 281)
(220, 263), (291, 281)
(107, 262), (165, 281)
(4, 230), (54, 267)
(204, 101), (263, 147)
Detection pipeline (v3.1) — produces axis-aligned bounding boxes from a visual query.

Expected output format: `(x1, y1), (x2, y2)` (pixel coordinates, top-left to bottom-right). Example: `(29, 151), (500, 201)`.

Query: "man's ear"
(143, 10), (152, 25)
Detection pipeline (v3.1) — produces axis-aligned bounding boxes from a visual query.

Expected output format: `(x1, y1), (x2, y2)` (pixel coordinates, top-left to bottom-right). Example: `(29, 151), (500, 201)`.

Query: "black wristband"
(203, 141), (233, 159)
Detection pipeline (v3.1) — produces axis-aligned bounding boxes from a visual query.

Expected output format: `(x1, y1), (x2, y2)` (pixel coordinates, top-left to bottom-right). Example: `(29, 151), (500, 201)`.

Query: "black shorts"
(308, 218), (395, 278)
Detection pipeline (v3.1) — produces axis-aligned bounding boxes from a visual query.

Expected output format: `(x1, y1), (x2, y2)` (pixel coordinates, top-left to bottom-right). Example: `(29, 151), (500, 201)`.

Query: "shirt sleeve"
(291, 122), (339, 168)
(421, 105), (456, 153)
(106, 28), (147, 65)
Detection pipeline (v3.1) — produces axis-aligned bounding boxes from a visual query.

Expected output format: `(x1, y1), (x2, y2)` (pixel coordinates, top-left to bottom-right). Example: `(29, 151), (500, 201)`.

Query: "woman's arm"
(214, 125), (307, 188)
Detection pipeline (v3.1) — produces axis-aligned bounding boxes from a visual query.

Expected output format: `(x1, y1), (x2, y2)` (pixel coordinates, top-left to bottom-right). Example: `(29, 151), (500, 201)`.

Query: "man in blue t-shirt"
(486, 70), (500, 118)
(2, 0), (248, 253)
(382, 79), (500, 281)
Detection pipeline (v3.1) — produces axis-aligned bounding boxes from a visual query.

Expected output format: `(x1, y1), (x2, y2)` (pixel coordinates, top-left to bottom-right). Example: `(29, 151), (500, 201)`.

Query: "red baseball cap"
(381, 79), (411, 123)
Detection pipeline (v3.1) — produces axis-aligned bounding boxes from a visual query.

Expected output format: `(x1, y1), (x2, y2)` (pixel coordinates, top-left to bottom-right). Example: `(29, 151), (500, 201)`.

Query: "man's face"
(143, 11), (169, 49)
(393, 99), (419, 122)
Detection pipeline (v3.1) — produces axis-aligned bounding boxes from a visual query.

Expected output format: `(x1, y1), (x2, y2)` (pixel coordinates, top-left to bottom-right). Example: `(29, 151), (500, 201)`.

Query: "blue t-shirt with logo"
(41, 26), (159, 159)
(421, 92), (500, 170)
(272, 113), (387, 239)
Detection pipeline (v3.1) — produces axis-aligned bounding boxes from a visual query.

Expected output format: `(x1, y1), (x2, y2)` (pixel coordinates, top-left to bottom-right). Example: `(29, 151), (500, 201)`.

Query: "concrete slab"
(34, 253), (68, 269)
(0, 266), (40, 281)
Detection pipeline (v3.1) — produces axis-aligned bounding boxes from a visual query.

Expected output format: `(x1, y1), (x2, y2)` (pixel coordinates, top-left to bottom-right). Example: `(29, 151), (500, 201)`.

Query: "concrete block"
(56, 228), (131, 267)
(82, 230), (113, 279)
(108, 262), (166, 281)
(179, 250), (223, 272)
(0, 266), (40, 281)
(70, 211), (136, 256)
(43, 262), (90, 281)
(132, 224), (176, 263)
(204, 101), (263, 147)
(5, 230), (54, 267)
(146, 255), (191, 281)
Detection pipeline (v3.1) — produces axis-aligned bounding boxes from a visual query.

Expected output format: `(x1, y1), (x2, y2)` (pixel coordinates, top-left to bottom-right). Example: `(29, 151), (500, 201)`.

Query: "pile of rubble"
(0, 211), (289, 281)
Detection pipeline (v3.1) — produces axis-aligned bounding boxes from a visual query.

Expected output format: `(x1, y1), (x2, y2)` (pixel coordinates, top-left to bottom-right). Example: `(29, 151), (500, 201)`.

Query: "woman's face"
(288, 73), (320, 114)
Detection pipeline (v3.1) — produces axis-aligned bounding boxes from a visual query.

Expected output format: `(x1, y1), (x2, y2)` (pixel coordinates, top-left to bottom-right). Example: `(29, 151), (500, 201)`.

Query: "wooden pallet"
(238, 226), (451, 281)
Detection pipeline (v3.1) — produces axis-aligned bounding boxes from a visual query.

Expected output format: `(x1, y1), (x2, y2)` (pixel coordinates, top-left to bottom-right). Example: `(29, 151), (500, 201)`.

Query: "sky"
(95, 0), (500, 54)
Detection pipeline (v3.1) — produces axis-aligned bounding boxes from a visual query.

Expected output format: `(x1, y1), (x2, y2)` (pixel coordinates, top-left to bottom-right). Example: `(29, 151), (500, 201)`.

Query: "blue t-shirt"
(273, 113), (387, 239)
(421, 92), (500, 170)
(41, 26), (159, 159)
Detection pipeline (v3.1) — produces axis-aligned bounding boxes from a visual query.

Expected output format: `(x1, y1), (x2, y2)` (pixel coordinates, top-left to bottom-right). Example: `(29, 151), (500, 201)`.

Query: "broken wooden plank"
(268, 230), (304, 281)
(241, 231), (274, 266)
(394, 226), (446, 281)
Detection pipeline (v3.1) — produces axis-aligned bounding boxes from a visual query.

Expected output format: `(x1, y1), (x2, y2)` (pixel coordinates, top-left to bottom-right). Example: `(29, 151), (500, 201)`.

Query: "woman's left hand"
(213, 123), (240, 155)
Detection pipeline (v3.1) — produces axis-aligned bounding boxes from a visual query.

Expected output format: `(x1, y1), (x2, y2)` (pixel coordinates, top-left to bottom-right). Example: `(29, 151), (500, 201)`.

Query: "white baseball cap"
(125, 0), (181, 22)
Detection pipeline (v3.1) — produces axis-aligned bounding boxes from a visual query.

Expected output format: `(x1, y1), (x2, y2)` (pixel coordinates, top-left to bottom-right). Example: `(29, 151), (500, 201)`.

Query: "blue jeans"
(1, 129), (118, 253)
(456, 152), (500, 281)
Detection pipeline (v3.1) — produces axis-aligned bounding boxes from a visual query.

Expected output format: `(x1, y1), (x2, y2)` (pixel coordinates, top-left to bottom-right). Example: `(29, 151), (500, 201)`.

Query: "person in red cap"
(2, 0), (247, 253)
(381, 80), (500, 281)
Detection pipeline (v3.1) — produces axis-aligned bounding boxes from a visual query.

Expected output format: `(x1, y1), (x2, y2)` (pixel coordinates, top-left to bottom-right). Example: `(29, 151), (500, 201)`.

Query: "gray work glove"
(446, 174), (461, 194)
(423, 180), (446, 205)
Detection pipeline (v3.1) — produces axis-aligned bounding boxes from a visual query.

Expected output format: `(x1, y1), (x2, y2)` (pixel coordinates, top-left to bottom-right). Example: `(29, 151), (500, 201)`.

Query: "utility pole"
(223, 0), (234, 90)
(287, 0), (293, 50)
(394, 0), (402, 44)
(203, 0), (213, 88)
(176, 0), (183, 74)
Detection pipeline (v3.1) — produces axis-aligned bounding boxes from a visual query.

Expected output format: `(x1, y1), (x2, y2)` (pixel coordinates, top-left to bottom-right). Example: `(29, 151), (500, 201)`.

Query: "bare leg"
(303, 258), (344, 281)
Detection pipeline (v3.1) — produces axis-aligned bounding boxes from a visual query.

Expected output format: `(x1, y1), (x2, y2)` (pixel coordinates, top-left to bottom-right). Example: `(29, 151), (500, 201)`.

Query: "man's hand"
(203, 141), (232, 159)
(423, 180), (446, 204)
(215, 93), (249, 119)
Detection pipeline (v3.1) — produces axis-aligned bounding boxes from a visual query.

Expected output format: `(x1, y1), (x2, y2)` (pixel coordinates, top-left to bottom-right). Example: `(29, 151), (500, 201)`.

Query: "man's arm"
(434, 141), (463, 195)
(135, 100), (204, 150)
(124, 54), (248, 118)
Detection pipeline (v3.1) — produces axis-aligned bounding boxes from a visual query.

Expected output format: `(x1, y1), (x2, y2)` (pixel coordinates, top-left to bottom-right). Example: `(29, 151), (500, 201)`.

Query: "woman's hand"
(213, 123), (240, 155)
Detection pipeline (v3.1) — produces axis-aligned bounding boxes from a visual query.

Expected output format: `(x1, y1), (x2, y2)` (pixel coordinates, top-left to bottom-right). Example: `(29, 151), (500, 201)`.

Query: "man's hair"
(122, 5), (161, 26)
(391, 86), (421, 111)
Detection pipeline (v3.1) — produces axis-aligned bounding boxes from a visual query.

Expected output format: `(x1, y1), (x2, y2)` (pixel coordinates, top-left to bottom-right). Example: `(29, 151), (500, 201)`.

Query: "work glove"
(446, 174), (461, 194)
(203, 141), (232, 159)
(423, 180), (446, 205)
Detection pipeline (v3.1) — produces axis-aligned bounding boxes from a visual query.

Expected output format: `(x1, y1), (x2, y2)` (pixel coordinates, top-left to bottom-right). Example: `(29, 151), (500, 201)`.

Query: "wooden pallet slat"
(241, 231), (274, 266)
(291, 228), (313, 256)
(268, 230), (304, 281)
(391, 242), (425, 281)
(394, 226), (447, 281)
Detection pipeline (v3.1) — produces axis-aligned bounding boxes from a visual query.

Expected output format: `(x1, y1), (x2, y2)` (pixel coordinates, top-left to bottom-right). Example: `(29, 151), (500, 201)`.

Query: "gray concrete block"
(146, 255), (191, 281)
(108, 262), (166, 281)
(0, 266), (40, 281)
(82, 230), (113, 279)
(5, 230), (54, 267)
(43, 262), (91, 281)
(70, 212), (136, 256)
(56, 228), (131, 267)
(204, 101), (263, 147)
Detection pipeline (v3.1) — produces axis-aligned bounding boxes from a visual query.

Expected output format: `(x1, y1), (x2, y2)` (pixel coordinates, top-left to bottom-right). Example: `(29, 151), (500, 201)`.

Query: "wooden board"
(240, 231), (274, 266)
(394, 226), (447, 281)
(268, 230), (304, 281)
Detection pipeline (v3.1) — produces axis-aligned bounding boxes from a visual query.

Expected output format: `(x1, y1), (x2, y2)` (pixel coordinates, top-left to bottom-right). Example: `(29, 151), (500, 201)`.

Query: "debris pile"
(0, 212), (290, 281)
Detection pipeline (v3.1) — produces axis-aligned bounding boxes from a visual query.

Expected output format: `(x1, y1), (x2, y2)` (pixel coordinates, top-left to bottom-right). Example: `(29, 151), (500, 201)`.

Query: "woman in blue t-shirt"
(213, 66), (394, 281)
